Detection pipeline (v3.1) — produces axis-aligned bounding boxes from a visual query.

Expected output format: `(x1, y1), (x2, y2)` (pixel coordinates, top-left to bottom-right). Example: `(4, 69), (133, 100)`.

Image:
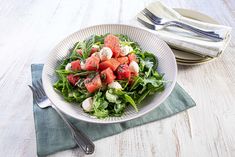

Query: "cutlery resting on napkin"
(137, 1), (232, 57)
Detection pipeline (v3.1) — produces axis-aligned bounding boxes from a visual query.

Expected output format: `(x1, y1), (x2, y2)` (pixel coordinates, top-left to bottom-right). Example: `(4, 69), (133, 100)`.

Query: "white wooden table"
(0, 0), (235, 156)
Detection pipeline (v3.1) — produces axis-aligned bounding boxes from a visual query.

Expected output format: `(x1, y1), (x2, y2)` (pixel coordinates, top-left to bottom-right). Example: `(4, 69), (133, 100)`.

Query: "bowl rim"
(42, 24), (178, 124)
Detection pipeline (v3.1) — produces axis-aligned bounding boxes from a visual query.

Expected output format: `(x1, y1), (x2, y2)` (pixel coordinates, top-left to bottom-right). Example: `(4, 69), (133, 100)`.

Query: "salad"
(53, 34), (165, 118)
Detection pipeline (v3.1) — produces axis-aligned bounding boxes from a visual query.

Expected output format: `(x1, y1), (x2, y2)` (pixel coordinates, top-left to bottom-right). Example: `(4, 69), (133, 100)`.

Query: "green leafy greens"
(53, 34), (166, 119)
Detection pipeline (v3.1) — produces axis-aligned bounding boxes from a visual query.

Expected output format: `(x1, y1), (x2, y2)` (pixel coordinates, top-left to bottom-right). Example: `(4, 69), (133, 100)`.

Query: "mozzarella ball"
(129, 61), (139, 74)
(65, 63), (72, 70)
(99, 47), (113, 61)
(80, 61), (86, 70)
(108, 81), (122, 89)
(82, 97), (93, 112)
(120, 45), (133, 56)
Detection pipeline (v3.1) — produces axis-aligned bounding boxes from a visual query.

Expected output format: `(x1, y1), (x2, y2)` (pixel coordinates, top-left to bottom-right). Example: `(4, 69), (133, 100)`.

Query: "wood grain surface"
(0, 0), (234, 157)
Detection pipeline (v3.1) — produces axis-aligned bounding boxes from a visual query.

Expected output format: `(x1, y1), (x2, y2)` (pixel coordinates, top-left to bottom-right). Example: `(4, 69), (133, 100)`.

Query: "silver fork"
(139, 8), (223, 42)
(28, 80), (95, 155)
(143, 8), (218, 35)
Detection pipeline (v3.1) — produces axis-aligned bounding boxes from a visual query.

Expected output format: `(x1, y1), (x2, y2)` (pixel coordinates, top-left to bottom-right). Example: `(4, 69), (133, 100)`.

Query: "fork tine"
(143, 8), (162, 21)
(143, 12), (161, 25)
(142, 12), (161, 25)
(137, 17), (155, 30)
(34, 81), (45, 98)
(32, 82), (44, 99)
(28, 85), (40, 101)
(141, 11), (159, 25)
(36, 80), (46, 95)
(39, 79), (46, 94)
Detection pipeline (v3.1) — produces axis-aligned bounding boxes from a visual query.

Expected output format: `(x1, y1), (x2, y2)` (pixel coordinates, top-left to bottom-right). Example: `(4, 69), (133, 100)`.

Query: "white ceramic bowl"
(42, 24), (177, 124)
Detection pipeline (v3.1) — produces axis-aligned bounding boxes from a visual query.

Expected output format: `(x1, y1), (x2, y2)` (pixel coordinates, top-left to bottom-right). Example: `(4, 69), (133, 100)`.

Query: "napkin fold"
(31, 64), (196, 156)
(137, 1), (232, 57)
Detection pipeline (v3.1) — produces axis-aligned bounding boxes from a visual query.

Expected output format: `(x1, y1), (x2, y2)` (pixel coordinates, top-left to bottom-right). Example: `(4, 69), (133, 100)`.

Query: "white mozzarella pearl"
(108, 81), (122, 89)
(120, 45), (133, 56)
(80, 61), (86, 70)
(65, 63), (72, 70)
(82, 97), (93, 112)
(129, 61), (139, 74)
(99, 47), (113, 61)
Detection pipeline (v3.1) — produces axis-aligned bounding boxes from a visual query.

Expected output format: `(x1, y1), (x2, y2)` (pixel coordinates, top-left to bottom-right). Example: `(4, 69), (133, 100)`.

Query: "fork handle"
(52, 105), (95, 154)
(171, 21), (219, 37)
(165, 23), (223, 42)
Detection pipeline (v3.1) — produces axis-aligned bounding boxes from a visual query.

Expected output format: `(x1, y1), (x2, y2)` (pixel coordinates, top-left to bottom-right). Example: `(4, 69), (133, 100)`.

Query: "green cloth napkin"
(31, 64), (196, 157)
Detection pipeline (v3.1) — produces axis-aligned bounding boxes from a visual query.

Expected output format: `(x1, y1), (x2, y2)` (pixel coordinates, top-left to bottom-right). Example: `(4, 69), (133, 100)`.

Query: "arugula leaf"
(137, 89), (151, 104)
(105, 90), (119, 103)
(124, 94), (138, 112)
(57, 58), (70, 70)
(94, 35), (105, 44)
(93, 109), (109, 118)
(139, 51), (158, 73)
(130, 76), (142, 91)
(152, 70), (161, 79)
(81, 35), (95, 59)
(72, 42), (81, 53)
(69, 42), (83, 60)
(73, 71), (96, 76)
(116, 34), (141, 50)
(114, 103), (126, 115)
(144, 51), (158, 69)
(55, 69), (76, 74)
(110, 89), (138, 112)
(92, 92), (109, 118)
(53, 73), (72, 99)
(141, 77), (162, 87)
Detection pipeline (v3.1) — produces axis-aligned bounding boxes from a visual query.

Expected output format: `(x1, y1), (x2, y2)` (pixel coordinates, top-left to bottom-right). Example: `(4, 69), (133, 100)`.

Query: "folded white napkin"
(136, 1), (232, 57)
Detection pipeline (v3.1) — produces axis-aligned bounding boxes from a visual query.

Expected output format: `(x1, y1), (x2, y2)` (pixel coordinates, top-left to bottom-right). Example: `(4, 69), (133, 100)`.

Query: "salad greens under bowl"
(42, 24), (177, 124)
